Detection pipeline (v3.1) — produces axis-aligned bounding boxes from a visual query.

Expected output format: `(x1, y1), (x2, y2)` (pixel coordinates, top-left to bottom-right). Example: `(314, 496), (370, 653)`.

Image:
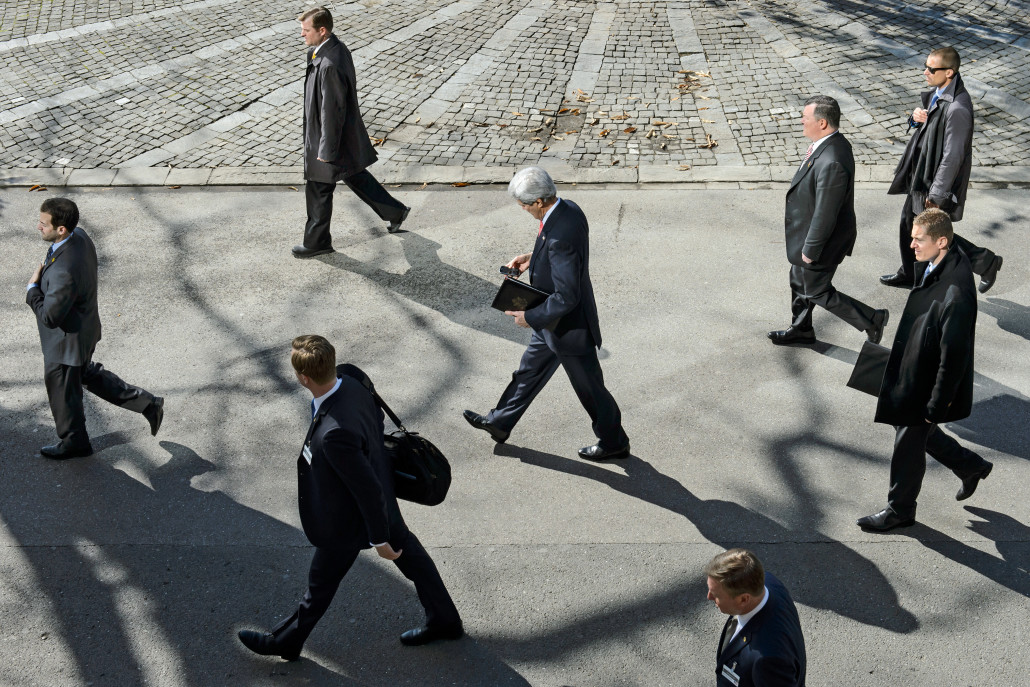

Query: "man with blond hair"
(859, 209), (993, 531)
(238, 335), (461, 659)
(705, 549), (806, 687)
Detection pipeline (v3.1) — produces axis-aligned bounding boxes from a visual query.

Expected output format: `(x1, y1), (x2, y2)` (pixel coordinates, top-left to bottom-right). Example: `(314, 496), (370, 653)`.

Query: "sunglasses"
(924, 64), (950, 73)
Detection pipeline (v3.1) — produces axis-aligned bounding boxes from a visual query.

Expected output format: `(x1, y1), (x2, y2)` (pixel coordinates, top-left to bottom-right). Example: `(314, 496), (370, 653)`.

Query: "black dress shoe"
(578, 443), (630, 460)
(399, 622), (464, 646)
(767, 325), (816, 346)
(978, 255), (1003, 294)
(865, 309), (889, 344)
(956, 461), (993, 501)
(462, 410), (509, 443)
(40, 443), (93, 460)
(879, 270), (913, 289)
(237, 630), (300, 661)
(856, 508), (915, 532)
(292, 244), (334, 259)
(387, 206), (410, 233)
(144, 397), (164, 437)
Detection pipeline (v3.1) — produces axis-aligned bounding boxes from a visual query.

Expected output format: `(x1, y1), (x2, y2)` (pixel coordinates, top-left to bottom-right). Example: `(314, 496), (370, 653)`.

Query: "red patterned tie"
(804, 144), (814, 162)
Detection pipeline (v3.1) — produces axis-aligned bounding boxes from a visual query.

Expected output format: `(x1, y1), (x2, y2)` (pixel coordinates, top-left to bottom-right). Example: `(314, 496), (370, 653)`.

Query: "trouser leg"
(788, 265), (812, 329)
(898, 197), (917, 278)
(81, 361), (153, 413)
(887, 423), (933, 519)
(390, 529), (461, 627)
(952, 233), (997, 276)
(44, 362), (90, 448)
(486, 331), (561, 433)
(792, 264), (877, 332)
(559, 349), (629, 449)
(925, 424), (989, 478)
(304, 180), (336, 249)
(271, 546), (360, 651)
(343, 169), (407, 223)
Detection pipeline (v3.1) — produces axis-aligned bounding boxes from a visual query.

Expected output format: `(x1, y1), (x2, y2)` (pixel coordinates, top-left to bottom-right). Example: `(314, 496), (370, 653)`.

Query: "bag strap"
(338, 363), (407, 432)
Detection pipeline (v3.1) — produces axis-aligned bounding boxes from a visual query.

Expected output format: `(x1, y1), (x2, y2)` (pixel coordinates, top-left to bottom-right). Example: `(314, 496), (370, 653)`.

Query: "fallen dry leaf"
(701, 119), (715, 123)
(529, 127), (542, 133)
(419, 182), (428, 189)
(558, 108), (570, 114)
(29, 184), (47, 192)
(553, 136), (565, 141)
(531, 137), (542, 141)
(699, 133), (718, 149)
(168, 185), (182, 189)
(698, 95), (712, 100)
(662, 133), (678, 139)
(612, 113), (631, 121)
(415, 116), (421, 123)
(612, 159), (620, 165)
(576, 94), (594, 102)
(541, 146), (549, 152)
(699, 107), (709, 111)
(512, 111), (524, 117)
(598, 129), (611, 137)
(645, 129), (655, 139)
(565, 130), (578, 134)
(623, 127), (637, 133)
(570, 108), (581, 115)
(452, 182), (470, 187)
(497, 123), (509, 128)
(678, 165), (692, 171)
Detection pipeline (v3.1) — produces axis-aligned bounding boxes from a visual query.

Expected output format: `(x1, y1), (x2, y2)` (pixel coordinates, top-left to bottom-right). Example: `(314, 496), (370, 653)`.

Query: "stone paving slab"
(0, 0), (1028, 184)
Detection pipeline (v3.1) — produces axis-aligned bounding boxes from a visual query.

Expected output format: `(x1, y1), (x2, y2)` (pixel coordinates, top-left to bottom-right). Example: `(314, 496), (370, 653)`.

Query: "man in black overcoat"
(294, 6), (408, 258)
(770, 95), (887, 345)
(858, 209), (993, 532)
(238, 335), (462, 660)
(463, 166), (630, 460)
(706, 549), (806, 687)
(881, 46), (1002, 293)
(26, 197), (163, 459)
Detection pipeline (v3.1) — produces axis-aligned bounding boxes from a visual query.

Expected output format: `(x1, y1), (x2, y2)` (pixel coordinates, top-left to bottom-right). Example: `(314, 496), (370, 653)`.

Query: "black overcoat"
(875, 248), (977, 426)
(303, 35), (378, 182)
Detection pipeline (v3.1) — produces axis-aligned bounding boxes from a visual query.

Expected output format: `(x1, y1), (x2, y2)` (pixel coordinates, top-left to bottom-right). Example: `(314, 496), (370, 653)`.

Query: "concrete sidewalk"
(1, 185), (1028, 686)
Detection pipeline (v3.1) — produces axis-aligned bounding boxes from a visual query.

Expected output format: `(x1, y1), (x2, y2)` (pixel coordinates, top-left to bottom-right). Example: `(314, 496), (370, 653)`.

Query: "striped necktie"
(804, 144), (814, 162)
(45, 244), (55, 263)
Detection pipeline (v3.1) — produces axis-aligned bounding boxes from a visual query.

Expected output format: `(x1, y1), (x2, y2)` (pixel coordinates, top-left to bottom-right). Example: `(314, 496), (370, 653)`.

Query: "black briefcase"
(338, 364), (451, 506)
(491, 276), (549, 312)
(847, 341), (890, 397)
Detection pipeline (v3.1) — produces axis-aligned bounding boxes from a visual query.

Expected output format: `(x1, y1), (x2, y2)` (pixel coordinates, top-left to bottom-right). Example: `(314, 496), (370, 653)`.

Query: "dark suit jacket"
(875, 248), (977, 426)
(888, 74), (973, 221)
(303, 34), (378, 183)
(25, 227), (102, 367)
(717, 573), (806, 687)
(297, 367), (404, 550)
(784, 132), (856, 269)
(524, 199), (603, 355)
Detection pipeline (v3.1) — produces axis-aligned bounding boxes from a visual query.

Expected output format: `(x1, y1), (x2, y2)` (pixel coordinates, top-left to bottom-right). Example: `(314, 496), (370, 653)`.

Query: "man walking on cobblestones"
(881, 46), (1003, 293)
(769, 96), (888, 346)
(294, 6), (409, 258)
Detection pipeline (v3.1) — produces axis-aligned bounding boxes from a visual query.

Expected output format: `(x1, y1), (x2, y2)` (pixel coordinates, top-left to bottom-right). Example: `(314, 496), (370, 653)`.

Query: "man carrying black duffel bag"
(237, 334), (462, 661)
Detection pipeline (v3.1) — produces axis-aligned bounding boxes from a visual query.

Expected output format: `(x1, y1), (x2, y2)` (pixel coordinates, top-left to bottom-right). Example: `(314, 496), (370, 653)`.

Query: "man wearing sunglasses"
(882, 47), (1003, 294)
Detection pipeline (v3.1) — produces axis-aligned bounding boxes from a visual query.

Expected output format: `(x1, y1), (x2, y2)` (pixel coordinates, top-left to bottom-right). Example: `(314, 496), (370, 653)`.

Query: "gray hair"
(508, 166), (557, 205)
(804, 95), (841, 129)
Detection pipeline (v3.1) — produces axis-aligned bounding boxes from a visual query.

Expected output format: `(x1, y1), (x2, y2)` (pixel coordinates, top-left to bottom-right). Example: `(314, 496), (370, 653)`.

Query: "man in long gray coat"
(858, 209), (993, 532)
(881, 46), (1003, 293)
(294, 6), (408, 258)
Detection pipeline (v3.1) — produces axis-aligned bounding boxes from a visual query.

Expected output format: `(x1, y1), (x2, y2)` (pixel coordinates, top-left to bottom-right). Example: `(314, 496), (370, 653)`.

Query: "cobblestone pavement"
(0, 0), (1028, 184)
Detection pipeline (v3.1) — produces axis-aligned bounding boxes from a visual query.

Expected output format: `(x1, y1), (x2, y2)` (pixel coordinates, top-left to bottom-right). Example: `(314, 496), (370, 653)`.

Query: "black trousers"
(887, 423), (988, 518)
(789, 264), (877, 331)
(270, 527), (460, 652)
(304, 170), (407, 248)
(486, 330), (629, 450)
(897, 196), (996, 278)
(44, 359), (153, 449)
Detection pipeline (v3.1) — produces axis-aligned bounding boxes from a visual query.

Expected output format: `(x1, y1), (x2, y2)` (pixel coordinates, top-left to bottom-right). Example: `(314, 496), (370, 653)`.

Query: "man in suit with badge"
(26, 197), (164, 459)
(881, 46), (1002, 293)
(238, 335), (462, 660)
(857, 209), (993, 532)
(294, 6), (409, 259)
(706, 549), (806, 687)
(462, 167), (630, 460)
(770, 95), (888, 346)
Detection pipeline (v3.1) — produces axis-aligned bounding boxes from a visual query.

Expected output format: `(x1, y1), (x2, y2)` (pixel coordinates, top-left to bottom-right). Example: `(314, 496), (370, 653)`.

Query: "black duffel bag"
(338, 364), (451, 506)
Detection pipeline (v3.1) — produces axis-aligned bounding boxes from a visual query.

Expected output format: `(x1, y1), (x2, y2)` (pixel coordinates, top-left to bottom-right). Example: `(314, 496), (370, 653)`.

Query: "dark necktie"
(310, 400), (316, 419)
(719, 616), (739, 657)
(45, 244), (55, 263)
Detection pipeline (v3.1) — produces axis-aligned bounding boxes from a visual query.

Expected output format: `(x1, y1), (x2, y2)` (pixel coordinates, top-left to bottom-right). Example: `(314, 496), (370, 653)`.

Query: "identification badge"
(302, 444), (313, 464)
(721, 663), (740, 686)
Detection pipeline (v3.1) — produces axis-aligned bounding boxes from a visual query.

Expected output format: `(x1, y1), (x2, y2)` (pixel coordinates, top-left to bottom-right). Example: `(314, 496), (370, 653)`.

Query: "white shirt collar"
(808, 129), (838, 156)
(732, 586), (770, 640)
(541, 197), (562, 228)
(312, 377), (342, 414)
(312, 35), (331, 57)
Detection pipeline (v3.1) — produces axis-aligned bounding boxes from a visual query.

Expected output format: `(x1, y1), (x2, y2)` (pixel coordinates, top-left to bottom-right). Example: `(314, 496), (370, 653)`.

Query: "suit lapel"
(40, 230), (77, 277)
(302, 391), (338, 447)
(529, 200), (563, 283)
(789, 136), (832, 190)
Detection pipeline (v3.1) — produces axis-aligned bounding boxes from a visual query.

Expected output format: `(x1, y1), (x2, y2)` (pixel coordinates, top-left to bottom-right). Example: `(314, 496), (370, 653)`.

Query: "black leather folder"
(491, 277), (549, 312)
(847, 340), (890, 396)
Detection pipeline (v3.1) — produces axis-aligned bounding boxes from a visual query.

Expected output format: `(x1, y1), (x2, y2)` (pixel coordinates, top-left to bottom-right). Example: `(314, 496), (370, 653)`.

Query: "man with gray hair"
(463, 167), (630, 460)
(770, 95), (888, 346)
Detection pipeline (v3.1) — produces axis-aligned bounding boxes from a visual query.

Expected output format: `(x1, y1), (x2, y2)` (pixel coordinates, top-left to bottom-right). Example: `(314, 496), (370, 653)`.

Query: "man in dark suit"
(294, 6), (408, 259)
(26, 197), (163, 460)
(238, 335), (462, 660)
(882, 46), (1002, 293)
(858, 209), (993, 531)
(706, 549), (806, 687)
(770, 95), (888, 346)
(463, 167), (629, 460)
